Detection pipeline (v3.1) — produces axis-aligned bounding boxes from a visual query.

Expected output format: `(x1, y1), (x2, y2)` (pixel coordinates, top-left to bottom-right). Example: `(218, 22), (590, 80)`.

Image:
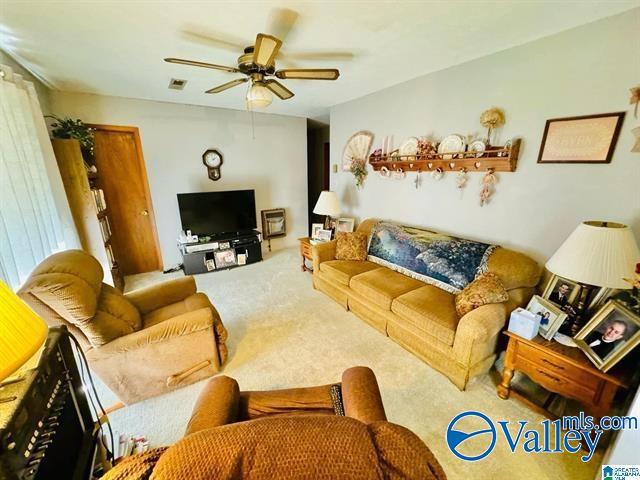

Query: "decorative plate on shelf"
(399, 137), (419, 159)
(438, 134), (465, 160)
(468, 140), (486, 158)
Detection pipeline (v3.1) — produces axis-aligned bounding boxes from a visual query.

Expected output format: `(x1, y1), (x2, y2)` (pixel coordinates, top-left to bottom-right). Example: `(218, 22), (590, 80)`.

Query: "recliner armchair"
(18, 250), (228, 404)
(103, 367), (447, 479)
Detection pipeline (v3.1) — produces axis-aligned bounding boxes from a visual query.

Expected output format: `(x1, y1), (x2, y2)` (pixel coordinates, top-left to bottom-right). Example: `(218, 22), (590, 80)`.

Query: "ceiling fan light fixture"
(246, 81), (273, 109)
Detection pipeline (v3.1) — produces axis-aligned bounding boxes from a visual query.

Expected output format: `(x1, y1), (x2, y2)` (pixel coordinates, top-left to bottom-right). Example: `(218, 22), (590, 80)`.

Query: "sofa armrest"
(312, 239), (337, 272)
(125, 276), (197, 314)
(94, 307), (213, 355)
(341, 366), (387, 424)
(185, 375), (240, 437)
(453, 303), (506, 366)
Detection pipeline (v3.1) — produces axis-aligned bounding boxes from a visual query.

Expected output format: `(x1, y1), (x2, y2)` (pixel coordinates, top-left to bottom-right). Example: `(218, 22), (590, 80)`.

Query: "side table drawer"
(517, 342), (600, 391)
(300, 243), (312, 258)
(517, 356), (597, 402)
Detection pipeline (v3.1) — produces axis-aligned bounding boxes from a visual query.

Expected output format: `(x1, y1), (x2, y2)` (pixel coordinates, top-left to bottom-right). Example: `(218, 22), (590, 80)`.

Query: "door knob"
(141, 210), (149, 216)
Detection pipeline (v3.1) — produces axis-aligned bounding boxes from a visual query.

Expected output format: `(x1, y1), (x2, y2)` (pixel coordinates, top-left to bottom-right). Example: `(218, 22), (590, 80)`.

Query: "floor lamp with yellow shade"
(0, 281), (48, 393)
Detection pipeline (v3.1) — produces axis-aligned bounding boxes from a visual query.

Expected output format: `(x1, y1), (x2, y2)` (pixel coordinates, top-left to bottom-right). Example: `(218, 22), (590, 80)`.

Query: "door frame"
(89, 124), (163, 271)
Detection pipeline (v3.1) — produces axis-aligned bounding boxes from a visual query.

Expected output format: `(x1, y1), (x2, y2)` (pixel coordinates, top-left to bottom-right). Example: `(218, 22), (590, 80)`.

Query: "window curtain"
(0, 64), (66, 289)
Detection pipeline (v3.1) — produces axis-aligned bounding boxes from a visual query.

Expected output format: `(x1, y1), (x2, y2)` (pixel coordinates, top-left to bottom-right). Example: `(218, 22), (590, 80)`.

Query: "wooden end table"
(497, 331), (630, 421)
(298, 237), (313, 273)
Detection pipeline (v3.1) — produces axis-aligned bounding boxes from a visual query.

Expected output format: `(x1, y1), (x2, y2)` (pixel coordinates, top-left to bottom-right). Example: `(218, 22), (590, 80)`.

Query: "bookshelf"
(52, 138), (124, 290)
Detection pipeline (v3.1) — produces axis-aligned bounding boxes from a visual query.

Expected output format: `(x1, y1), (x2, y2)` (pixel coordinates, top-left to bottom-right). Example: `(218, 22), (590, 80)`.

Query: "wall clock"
(203, 149), (223, 181)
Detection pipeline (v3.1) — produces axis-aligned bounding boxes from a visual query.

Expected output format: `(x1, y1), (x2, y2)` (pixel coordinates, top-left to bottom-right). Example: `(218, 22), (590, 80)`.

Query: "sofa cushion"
(335, 232), (368, 261)
(486, 247), (541, 290)
(455, 272), (509, 318)
(143, 292), (212, 328)
(350, 268), (423, 310)
(320, 260), (381, 286)
(392, 285), (459, 346)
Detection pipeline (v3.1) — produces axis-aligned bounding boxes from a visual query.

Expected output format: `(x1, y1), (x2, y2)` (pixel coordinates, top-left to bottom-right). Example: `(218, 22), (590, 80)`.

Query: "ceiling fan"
(164, 32), (340, 109)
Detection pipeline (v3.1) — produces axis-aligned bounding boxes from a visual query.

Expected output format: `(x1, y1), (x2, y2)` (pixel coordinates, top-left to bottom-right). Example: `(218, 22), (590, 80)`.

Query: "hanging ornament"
(480, 107), (506, 145)
(479, 168), (497, 206)
(414, 170), (421, 189)
(455, 168), (468, 189)
(431, 167), (444, 181)
(630, 85), (640, 118)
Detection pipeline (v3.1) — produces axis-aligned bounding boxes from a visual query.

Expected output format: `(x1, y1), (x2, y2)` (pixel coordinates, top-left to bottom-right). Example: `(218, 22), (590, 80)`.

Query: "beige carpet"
(96, 248), (600, 479)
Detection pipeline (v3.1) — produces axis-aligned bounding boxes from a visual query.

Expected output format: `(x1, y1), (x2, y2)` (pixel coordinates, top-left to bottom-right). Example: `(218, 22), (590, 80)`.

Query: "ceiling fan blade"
(180, 25), (246, 53)
(263, 79), (294, 100)
(205, 77), (248, 94)
(275, 69), (340, 80)
(267, 8), (299, 44)
(253, 33), (282, 68)
(284, 51), (355, 62)
(164, 57), (239, 73)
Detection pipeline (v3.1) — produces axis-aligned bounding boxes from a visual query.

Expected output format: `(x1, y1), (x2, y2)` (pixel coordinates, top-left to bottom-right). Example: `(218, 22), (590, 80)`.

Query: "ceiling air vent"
(168, 78), (187, 90)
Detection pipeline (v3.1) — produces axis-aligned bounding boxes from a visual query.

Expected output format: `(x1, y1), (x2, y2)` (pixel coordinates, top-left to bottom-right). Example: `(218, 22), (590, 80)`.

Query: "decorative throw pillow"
(455, 272), (508, 318)
(335, 232), (368, 261)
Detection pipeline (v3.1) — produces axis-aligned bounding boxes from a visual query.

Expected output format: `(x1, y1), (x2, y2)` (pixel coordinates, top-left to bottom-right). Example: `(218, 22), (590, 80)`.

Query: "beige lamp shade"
(0, 280), (48, 382)
(313, 191), (341, 217)
(546, 221), (640, 289)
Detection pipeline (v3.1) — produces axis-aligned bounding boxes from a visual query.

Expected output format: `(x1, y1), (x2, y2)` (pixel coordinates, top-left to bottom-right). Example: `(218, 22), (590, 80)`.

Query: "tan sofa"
(18, 250), (228, 404)
(103, 367), (446, 479)
(312, 219), (541, 389)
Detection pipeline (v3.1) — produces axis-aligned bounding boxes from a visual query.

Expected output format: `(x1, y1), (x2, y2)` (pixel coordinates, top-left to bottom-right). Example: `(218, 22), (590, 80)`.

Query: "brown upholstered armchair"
(104, 367), (447, 479)
(17, 250), (228, 404)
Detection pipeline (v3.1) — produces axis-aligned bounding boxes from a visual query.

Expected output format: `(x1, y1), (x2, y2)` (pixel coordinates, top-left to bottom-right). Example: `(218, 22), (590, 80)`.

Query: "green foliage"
(46, 115), (95, 156)
(350, 158), (368, 189)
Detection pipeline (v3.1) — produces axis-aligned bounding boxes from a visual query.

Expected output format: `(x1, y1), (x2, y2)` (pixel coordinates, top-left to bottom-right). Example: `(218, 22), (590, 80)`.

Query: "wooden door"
(92, 125), (162, 275)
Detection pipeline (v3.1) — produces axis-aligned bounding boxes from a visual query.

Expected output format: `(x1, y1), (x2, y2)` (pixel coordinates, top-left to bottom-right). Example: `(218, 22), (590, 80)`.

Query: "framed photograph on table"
(214, 249), (236, 269)
(525, 295), (568, 340)
(316, 229), (333, 242)
(336, 218), (355, 233)
(311, 223), (324, 240)
(574, 300), (640, 372)
(542, 275), (581, 309)
(537, 112), (625, 164)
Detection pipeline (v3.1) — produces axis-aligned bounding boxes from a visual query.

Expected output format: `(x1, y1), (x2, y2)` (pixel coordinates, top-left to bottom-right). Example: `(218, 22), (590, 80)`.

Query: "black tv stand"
(179, 230), (262, 275)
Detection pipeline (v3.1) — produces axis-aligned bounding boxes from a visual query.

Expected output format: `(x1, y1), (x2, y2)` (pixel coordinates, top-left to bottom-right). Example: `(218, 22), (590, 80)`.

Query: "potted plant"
(46, 115), (95, 163)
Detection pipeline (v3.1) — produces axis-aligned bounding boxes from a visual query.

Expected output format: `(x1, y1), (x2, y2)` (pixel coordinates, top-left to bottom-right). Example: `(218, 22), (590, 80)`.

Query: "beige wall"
(330, 10), (640, 262)
(49, 91), (308, 268)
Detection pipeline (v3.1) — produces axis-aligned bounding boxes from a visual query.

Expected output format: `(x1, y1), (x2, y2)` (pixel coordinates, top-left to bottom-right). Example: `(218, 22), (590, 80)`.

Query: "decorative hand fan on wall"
(342, 131), (374, 171)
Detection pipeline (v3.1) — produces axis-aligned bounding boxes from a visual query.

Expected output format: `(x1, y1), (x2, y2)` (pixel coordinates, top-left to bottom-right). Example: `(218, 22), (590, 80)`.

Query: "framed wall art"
(537, 112), (625, 164)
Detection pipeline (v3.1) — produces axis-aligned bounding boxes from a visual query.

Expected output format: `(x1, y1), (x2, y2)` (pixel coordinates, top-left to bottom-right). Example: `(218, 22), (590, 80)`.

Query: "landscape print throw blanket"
(367, 222), (498, 293)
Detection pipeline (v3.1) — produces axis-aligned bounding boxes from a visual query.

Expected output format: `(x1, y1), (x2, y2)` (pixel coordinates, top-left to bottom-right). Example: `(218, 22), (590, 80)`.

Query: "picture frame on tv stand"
(214, 249), (236, 269)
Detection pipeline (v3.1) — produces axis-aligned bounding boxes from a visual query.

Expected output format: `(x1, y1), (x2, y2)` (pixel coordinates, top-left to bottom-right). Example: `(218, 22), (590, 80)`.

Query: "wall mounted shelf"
(368, 138), (521, 173)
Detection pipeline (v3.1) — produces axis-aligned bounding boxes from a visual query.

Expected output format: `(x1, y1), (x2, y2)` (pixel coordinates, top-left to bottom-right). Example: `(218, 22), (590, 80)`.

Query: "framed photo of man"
(542, 275), (581, 309)
(574, 300), (640, 372)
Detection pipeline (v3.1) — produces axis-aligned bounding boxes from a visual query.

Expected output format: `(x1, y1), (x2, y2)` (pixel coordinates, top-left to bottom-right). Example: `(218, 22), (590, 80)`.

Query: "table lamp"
(0, 280), (48, 384)
(546, 221), (640, 332)
(313, 191), (341, 230)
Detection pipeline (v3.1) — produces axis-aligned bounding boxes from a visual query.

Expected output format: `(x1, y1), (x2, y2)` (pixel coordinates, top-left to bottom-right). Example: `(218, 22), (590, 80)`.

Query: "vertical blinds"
(0, 64), (65, 289)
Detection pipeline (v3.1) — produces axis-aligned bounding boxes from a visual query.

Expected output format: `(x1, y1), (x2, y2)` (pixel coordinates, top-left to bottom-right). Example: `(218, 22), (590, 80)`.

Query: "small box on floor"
(507, 308), (540, 340)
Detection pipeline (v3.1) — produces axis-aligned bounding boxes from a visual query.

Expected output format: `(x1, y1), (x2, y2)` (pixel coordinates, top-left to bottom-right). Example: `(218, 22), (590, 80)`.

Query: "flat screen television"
(177, 190), (257, 237)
